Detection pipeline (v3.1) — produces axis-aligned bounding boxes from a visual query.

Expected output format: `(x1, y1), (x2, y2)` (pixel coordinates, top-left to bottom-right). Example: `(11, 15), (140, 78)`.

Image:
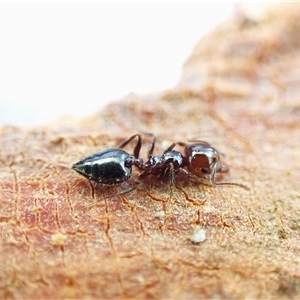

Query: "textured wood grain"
(1, 4), (300, 298)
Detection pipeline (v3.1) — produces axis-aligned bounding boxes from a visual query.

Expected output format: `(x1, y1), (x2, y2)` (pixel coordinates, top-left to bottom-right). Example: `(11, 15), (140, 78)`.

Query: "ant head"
(186, 144), (220, 176)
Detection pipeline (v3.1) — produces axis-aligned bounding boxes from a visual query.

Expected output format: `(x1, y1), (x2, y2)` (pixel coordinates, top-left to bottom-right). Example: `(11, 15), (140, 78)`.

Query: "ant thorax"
(161, 150), (184, 169)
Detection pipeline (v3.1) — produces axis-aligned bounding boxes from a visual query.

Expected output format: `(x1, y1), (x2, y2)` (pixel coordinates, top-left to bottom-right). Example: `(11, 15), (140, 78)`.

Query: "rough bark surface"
(1, 4), (300, 299)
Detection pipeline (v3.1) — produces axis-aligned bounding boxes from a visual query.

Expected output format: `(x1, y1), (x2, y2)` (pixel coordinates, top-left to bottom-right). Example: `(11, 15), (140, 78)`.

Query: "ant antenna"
(214, 181), (250, 191)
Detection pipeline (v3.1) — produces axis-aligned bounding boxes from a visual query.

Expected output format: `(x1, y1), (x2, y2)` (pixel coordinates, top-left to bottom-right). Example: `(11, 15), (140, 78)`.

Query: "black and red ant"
(72, 133), (249, 194)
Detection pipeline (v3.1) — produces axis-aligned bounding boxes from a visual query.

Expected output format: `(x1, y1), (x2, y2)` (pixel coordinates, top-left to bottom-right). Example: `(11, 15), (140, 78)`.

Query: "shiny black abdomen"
(72, 148), (132, 184)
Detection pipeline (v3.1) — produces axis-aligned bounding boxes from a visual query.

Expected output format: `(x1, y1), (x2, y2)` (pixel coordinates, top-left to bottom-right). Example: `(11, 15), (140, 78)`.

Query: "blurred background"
(0, 2), (242, 126)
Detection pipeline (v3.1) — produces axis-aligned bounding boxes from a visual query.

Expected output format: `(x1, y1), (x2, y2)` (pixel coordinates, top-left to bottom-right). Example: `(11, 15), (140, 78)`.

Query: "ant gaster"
(72, 134), (144, 184)
(72, 133), (249, 192)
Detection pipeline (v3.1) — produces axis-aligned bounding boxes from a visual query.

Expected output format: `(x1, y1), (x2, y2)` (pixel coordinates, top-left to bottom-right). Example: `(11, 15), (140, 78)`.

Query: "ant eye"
(201, 168), (209, 174)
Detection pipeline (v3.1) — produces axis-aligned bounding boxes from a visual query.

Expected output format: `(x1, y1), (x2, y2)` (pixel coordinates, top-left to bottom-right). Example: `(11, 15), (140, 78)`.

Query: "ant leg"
(168, 163), (176, 186)
(153, 162), (176, 186)
(117, 134), (142, 159)
(117, 181), (141, 195)
(164, 163), (176, 200)
(142, 132), (156, 158)
(164, 141), (187, 153)
(84, 181), (141, 208)
(187, 139), (211, 146)
(143, 134), (187, 157)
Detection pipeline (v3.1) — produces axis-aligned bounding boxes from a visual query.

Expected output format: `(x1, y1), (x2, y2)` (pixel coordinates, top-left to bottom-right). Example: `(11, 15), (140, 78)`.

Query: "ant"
(72, 133), (249, 195)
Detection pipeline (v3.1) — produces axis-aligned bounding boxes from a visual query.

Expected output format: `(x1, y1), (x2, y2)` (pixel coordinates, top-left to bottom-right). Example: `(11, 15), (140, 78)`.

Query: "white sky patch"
(0, 2), (235, 126)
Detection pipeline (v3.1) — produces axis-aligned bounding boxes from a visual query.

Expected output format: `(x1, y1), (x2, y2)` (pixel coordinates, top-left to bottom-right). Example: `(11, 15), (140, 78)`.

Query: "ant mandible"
(72, 133), (249, 193)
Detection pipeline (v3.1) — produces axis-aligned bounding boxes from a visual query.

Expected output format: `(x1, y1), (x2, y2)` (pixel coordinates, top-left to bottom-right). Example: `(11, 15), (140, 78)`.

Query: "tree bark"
(1, 3), (300, 299)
